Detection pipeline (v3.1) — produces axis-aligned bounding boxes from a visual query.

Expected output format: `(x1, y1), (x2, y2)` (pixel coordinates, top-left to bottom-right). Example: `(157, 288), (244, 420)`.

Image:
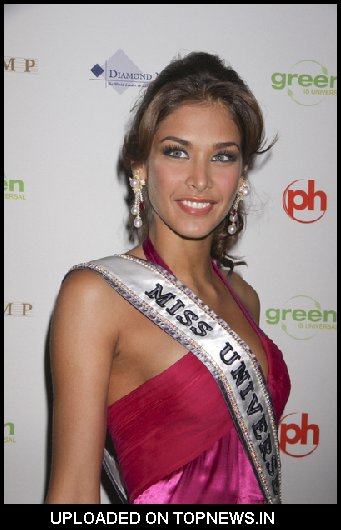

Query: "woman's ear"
(131, 163), (147, 181)
(238, 165), (248, 187)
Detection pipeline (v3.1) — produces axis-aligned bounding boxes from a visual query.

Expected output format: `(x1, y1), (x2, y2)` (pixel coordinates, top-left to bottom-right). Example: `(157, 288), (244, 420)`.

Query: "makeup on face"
(147, 102), (244, 237)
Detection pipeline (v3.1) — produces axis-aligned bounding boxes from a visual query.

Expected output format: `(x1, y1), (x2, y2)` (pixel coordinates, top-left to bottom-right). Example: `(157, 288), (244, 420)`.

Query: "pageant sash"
(72, 254), (282, 504)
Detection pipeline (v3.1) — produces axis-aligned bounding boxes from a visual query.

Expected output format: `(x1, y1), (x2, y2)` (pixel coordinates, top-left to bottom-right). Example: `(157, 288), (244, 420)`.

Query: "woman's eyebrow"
(160, 135), (189, 145)
(213, 141), (240, 150)
(160, 136), (240, 150)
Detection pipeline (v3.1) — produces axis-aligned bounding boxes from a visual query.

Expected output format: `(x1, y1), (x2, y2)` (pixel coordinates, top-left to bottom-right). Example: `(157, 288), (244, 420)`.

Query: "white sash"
(71, 254), (282, 504)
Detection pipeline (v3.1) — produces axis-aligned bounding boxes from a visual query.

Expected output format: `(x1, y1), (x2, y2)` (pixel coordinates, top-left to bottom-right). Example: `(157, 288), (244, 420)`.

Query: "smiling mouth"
(180, 200), (211, 209)
(176, 199), (216, 215)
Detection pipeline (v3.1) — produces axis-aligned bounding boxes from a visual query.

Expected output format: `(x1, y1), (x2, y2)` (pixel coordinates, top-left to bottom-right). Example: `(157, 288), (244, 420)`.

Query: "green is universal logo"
(4, 422), (15, 444)
(4, 174), (26, 200)
(271, 60), (337, 106)
(265, 295), (336, 340)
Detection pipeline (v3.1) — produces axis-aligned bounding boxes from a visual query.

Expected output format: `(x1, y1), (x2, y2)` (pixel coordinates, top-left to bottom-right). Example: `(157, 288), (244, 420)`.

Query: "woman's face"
(144, 101), (245, 239)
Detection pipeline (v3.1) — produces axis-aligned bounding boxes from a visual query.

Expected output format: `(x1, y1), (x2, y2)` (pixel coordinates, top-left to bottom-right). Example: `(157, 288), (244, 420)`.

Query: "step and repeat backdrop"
(4, 4), (337, 504)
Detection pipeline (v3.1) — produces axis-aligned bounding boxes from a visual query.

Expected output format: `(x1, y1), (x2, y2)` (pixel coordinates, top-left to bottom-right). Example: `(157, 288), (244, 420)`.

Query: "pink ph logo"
(283, 179), (327, 223)
(279, 412), (319, 457)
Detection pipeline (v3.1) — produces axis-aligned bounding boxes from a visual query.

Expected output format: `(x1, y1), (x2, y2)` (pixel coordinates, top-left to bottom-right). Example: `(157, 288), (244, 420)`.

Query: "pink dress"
(107, 241), (291, 504)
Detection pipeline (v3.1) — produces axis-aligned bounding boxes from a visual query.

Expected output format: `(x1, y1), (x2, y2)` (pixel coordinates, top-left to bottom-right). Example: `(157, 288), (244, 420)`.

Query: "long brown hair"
(121, 51), (276, 270)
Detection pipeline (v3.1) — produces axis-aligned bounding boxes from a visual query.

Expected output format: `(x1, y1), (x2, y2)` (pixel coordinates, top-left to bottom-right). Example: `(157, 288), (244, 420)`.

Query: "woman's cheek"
(148, 167), (180, 204)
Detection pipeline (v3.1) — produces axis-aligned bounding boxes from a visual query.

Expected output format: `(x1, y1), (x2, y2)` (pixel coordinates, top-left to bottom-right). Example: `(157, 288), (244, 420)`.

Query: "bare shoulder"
(58, 267), (121, 306)
(223, 269), (260, 324)
(53, 268), (124, 351)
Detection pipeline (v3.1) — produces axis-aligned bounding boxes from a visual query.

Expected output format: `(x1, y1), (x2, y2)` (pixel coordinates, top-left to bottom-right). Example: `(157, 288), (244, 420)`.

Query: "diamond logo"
(91, 64), (104, 77)
(90, 49), (157, 94)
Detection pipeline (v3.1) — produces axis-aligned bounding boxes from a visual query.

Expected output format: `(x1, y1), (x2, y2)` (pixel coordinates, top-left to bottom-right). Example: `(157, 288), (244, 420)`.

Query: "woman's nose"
(185, 161), (212, 192)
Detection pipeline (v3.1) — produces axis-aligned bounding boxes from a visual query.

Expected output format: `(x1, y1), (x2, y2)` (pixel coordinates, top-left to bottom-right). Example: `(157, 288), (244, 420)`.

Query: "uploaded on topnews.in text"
(50, 510), (275, 525)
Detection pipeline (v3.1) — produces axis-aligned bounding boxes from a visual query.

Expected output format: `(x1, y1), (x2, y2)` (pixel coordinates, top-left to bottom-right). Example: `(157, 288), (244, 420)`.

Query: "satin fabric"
(107, 241), (291, 503)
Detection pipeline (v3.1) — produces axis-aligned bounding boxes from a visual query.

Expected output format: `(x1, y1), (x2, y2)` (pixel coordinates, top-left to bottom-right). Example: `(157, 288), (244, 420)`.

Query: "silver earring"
(129, 171), (145, 228)
(228, 180), (249, 235)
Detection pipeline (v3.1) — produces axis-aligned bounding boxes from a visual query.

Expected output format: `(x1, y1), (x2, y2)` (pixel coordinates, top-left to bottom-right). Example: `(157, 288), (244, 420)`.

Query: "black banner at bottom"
(4, 503), (325, 527)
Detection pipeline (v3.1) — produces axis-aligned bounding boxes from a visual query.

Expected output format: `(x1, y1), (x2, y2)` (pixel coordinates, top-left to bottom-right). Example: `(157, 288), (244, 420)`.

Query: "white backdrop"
(4, 4), (337, 504)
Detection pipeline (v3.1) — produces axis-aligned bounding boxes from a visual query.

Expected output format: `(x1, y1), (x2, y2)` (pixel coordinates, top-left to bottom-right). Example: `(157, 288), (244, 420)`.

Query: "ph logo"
(279, 413), (319, 457)
(283, 179), (327, 223)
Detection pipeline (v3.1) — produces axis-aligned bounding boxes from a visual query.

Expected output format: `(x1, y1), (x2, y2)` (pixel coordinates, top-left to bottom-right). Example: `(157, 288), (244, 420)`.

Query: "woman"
(46, 51), (290, 504)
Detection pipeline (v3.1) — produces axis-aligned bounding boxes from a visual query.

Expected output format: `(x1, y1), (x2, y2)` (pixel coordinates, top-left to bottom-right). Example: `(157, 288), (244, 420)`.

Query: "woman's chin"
(152, 210), (222, 240)
(164, 221), (215, 240)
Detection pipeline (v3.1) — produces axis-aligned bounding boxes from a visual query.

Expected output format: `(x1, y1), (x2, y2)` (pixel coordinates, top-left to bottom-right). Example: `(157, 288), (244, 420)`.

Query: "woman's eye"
(212, 152), (236, 162)
(162, 146), (237, 161)
(163, 145), (188, 158)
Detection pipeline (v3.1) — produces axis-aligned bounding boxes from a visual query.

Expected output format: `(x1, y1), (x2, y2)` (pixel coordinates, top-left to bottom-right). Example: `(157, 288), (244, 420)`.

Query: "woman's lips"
(176, 199), (216, 216)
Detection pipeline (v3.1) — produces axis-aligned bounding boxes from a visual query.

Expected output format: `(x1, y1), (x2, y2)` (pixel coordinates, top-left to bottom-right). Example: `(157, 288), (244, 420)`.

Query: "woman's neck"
(147, 225), (215, 287)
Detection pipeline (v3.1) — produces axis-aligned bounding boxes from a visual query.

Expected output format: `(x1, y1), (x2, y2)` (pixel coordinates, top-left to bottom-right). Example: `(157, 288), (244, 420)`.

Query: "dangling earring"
(129, 170), (145, 228)
(228, 180), (249, 235)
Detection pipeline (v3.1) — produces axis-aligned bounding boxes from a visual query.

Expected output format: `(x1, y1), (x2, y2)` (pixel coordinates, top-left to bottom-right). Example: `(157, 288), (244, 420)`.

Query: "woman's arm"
(45, 269), (119, 504)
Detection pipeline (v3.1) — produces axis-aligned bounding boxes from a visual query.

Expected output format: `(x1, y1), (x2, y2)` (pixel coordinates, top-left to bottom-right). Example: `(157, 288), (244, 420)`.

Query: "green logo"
(271, 60), (337, 106)
(4, 422), (15, 444)
(265, 295), (337, 340)
(4, 175), (26, 200)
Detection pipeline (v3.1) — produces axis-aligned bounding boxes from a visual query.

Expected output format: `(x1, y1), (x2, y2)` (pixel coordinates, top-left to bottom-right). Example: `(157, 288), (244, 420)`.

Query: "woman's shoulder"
(59, 246), (147, 307)
(59, 258), (122, 308)
(223, 269), (260, 324)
